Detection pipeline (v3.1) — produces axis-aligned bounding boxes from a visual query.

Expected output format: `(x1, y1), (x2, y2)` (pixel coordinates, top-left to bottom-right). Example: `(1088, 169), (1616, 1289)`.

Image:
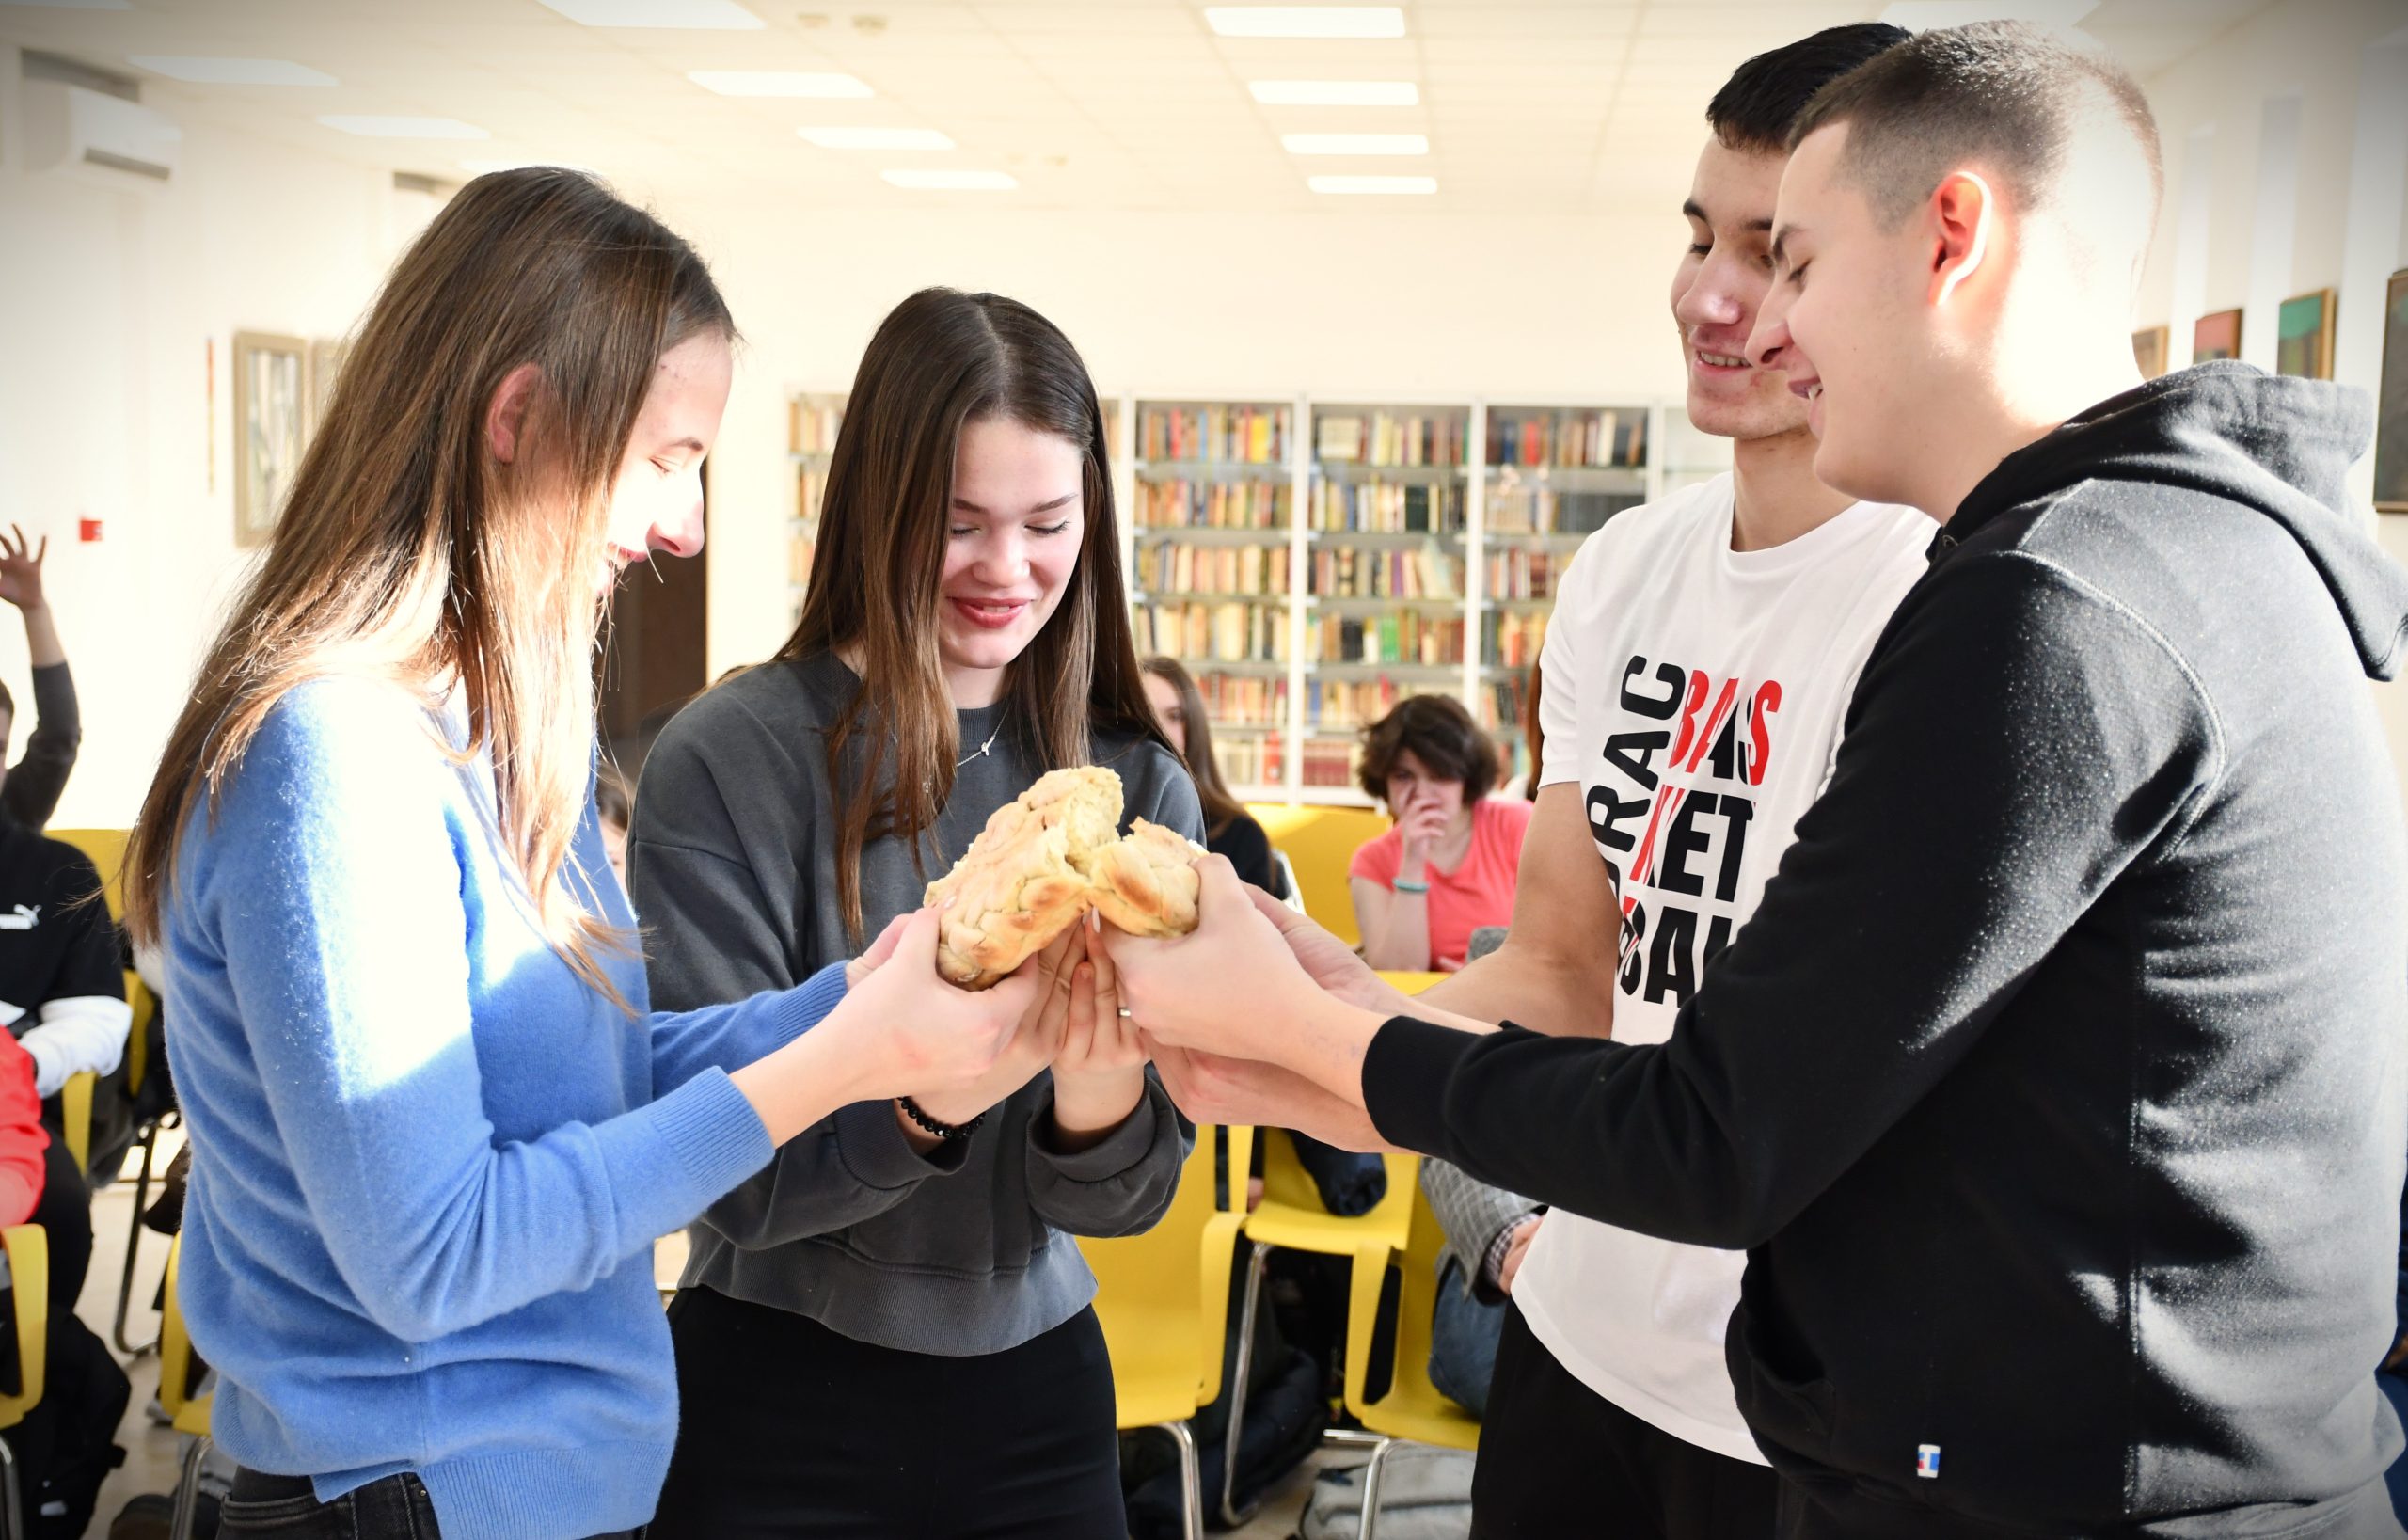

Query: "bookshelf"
(785, 392), (845, 628)
(798, 385), (1681, 806)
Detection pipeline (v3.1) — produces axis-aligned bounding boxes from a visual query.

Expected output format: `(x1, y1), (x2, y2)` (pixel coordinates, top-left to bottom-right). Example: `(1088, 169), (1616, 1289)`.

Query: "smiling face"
(1671, 137), (1810, 443)
(597, 330), (733, 595)
(1751, 123), (1935, 506)
(937, 414), (1087, 706)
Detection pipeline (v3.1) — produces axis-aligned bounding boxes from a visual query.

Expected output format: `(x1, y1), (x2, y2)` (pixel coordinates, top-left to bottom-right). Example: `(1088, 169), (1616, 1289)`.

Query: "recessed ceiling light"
(318, 116), (491, 140)
(538, 0), (764, 26)
(1875, 1), (2097, 28)
(129, 56), (338, 87)
(1282, 132), (1427, 156)
(1308, 174), (1435, 195)
(1206, 7), (1404, 39)
(688, 70), (872, 97)
(800, 126), (954, 151)
(882, 168), (1016, 190)
(1249, 80), (1418, 107)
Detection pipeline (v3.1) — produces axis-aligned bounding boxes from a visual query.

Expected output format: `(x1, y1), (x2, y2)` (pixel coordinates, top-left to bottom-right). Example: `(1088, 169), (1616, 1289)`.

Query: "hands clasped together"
(840, 855), (1414, 1152)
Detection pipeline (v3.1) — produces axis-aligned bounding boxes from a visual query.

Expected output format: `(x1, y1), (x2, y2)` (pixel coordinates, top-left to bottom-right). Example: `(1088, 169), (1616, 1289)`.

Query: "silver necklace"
(957, 708), (1008, 770)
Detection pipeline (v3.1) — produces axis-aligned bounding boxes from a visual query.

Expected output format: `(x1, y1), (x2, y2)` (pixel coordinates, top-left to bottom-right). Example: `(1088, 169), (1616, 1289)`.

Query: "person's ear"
(1927, 170), (1994, 310)
(485, 362), (543, 465)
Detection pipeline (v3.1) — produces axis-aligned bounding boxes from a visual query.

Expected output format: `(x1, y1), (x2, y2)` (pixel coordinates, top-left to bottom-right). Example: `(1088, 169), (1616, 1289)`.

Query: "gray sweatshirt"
(626, 650), (1202, 1356)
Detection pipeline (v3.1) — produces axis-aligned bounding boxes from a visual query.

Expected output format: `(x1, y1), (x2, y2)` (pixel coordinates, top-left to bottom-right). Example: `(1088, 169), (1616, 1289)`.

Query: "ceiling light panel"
(688, 70), (872, 97)
(882, 167), (1016, 190)
(1308, 173), (1436, 194)
(1249, 79), (1418, 106)
(538, 0), (765, 28)
(1206, 8), (1406, 40)
(129, 56), (338, 86)
(318, 116), (491, 139)
(1282, 132), (1428, 155)
(800, 126), (955, 150)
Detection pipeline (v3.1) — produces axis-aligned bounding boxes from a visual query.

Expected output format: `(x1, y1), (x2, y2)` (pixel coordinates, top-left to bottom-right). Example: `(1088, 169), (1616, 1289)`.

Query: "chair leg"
(1356, 1437), (1399, 1540)
(168, 1433), (211, 1540)
(1154, 1421), (1202, 1540)
(1218, 1239), (1271, 1527)
(112, 1120), (160, 1357)
(0, 1430), (22, 1540)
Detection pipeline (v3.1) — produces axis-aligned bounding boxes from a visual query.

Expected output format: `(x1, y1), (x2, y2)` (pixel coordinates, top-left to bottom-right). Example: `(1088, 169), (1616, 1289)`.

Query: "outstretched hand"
(1244, 885), (1412, 1019)
(1095, 855), (1328, 1063)
(1143, 1032), (1395, 1152)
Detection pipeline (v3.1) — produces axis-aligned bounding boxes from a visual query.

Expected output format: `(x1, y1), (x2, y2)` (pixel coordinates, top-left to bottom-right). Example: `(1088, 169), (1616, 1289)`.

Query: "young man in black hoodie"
(1110, 20), (2408, 1539)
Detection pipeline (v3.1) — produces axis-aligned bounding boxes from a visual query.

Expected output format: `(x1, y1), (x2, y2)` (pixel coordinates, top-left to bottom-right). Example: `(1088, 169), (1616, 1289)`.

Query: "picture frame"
(233, 331), (309, 548)
(2132, 325), (2168, 380)
(2193, 308), (2242, 364)
(2275, 288), (2337, 381)
(2376, 268), (2408, 515)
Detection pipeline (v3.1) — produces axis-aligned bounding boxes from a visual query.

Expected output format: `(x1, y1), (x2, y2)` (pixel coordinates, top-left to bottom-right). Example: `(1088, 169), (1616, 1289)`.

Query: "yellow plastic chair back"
(1247, 1131), (1419, 1262)
(1247, 804), (1392, 947)
(42, 830), (143, 1155)
(0, 1226), (48, 1432)
(158, 1234), (213, 1437)
(45, 830), (128, 922)
(1342, 1183), (1481, 1452)
(1081, 1125), (1253, 1428)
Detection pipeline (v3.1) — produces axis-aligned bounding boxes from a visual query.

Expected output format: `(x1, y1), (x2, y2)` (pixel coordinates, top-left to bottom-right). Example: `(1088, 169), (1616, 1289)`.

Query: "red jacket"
(0, 1033), (47, 1226)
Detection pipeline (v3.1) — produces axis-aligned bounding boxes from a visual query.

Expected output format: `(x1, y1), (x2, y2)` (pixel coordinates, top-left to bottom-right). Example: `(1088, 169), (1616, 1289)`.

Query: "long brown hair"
(1140, 656), (1247, 840)
(781, 287), (1163, 943)
(125, 168), (733, 1008)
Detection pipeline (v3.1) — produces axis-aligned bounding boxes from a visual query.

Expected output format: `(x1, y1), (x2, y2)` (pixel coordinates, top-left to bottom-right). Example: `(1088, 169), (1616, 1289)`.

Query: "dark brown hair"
(780, 287), (1164, 943)
(126, 167), (732, 1007)
(1141, 656), (1247, 839)
(1357, 693), (1500, 807)
(1788, 20), (2162, 235)
(1706, 22), (1909, 154)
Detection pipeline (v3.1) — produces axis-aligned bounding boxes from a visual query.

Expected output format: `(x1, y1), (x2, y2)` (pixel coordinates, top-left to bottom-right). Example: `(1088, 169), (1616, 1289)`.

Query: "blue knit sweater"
(163, 677), (846, 1540)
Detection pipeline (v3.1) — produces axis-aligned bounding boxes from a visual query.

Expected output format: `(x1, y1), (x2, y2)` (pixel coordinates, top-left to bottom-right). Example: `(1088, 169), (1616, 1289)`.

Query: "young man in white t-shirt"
(1409, 24), (1917, 1536)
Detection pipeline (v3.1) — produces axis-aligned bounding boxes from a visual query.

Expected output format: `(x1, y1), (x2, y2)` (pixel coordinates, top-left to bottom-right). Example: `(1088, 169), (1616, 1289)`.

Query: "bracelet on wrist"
(1393, 878), (1432, 895)
(897, 1096), (984, 1141)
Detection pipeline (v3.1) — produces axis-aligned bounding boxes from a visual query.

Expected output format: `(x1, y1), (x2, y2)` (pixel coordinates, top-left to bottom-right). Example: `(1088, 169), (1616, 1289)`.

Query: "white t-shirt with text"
(1512, 472), (1933, 1463)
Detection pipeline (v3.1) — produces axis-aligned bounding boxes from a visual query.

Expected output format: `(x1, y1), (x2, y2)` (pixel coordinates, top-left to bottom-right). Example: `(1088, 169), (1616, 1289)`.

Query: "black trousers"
(218, 1470), (641, 1539)
(650, 1287), (1125, 1540)
(1472, 1301), (1778, 1540)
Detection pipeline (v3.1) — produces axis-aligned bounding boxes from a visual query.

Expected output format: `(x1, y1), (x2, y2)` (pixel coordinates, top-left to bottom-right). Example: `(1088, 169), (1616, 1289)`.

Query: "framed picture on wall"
(2276, 289), (2337, 380)
(2376, 268), (2408, 515)
(233, 331), (308, 548)
(2193, 308), (2242, 363)
(2132, 325), (2169, 380)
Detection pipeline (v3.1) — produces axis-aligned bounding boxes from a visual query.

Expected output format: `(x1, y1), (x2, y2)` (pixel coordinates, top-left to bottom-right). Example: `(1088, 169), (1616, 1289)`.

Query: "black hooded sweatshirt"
(1366, 363), (2408, 1536)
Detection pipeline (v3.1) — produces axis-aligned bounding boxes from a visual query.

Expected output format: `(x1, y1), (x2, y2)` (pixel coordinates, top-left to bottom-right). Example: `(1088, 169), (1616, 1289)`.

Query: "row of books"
(1317, 411), (1469, 468)
(1134, 478), (1288, 531)
(1212, 734), (1284, 790)
(1300, 736), (1358, 788)
(1137, 542), (1291, 598)
(1314, 612), (1465, 668)
(1485, 547), (1563, 600)
(1304, 676), (1454, 732)
(1487, 486), (1647, 535)
(1486, 611), (1549, 671)
(790, 400), (844, 456)
(1483, 674), (1530, 734)
(796, 465), (833, 525)
(1309, 546), (1462, 600)
(1133, 601), (1289, 664)
(1486, 409), (1647, 468)
(1194, 672), (1289, 730)
(1308, 480), (1464, 534)
(788, 532), (815, 590)
(1138, 405), (1289, 466)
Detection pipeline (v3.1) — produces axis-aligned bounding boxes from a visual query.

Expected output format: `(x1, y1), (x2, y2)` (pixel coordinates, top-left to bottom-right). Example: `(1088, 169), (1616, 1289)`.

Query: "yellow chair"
(1247, 804), (1391, 947)
(1341, 1185), (1481, 1539)
(1080, 1124), (1253, 1540)
(0, 1224), (50, 1540)
(158, 1233), (214, 1540)
(42, 830), (140, 1179)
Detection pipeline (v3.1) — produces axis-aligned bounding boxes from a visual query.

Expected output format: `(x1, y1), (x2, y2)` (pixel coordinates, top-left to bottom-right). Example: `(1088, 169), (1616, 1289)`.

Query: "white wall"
(0, 48), (401, 828)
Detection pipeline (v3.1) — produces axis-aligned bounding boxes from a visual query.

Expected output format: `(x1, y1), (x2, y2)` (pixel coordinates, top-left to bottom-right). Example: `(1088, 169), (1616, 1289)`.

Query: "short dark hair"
(1357, 694), (1499, 805)
(1707, 23), (1911, 153)
(1788, 20), (2162, 233)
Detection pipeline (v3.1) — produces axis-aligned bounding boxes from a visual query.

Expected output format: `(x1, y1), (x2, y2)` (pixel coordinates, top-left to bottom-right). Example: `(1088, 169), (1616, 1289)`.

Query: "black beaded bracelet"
(897, 1096), (984, 1141)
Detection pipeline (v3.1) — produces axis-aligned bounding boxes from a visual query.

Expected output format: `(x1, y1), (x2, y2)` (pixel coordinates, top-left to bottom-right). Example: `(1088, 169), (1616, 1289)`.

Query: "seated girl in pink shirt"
(1348, 694), (1533, 972)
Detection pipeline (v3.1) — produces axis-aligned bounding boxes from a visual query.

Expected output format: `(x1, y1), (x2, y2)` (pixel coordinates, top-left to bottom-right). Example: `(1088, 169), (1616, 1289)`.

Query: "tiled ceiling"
(0, 0), (2284, 214)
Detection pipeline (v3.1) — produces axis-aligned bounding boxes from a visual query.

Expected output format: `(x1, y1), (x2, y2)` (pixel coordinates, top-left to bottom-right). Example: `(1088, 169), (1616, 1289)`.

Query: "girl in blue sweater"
(121, 169), (1043, 1540)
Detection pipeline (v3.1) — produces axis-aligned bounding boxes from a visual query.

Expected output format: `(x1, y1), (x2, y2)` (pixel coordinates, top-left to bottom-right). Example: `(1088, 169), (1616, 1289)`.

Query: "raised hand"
(0, 526), (48, 613)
